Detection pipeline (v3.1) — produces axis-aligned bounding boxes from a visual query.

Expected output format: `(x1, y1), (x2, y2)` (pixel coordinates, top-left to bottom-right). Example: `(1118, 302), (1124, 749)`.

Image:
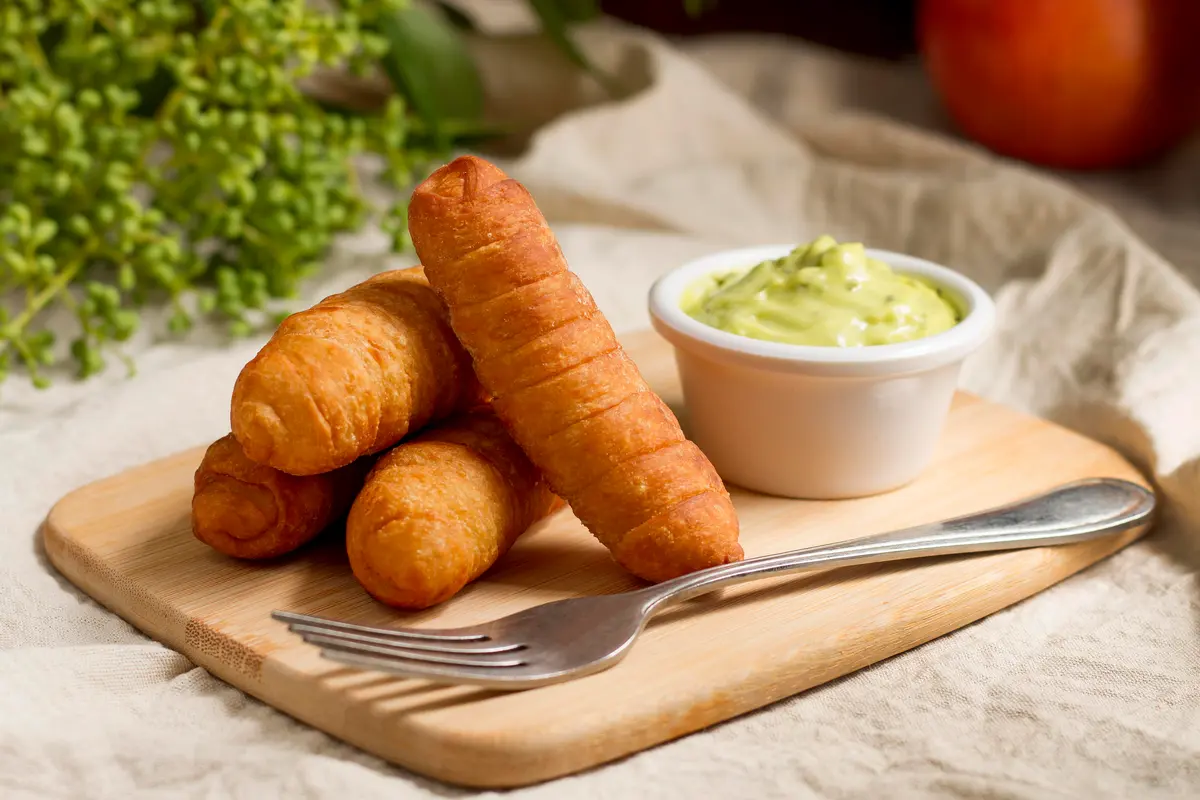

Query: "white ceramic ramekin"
(649, 244), (995, 499)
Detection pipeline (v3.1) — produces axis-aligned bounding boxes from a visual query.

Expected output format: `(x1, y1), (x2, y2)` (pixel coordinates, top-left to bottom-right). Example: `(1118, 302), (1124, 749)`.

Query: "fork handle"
(637, 478), (1155, 612)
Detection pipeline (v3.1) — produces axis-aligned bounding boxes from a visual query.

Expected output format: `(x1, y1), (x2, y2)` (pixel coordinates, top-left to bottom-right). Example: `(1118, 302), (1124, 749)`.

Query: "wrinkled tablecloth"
(3, 11), (1199, 799)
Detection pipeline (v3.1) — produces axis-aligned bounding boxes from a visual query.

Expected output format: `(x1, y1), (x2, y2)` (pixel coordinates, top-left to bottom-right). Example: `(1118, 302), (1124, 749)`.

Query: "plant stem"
(0, 244), (94, 363)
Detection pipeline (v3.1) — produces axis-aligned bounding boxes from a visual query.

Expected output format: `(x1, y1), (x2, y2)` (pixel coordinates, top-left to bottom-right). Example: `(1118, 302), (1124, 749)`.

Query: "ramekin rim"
(648, 243), (995, 371)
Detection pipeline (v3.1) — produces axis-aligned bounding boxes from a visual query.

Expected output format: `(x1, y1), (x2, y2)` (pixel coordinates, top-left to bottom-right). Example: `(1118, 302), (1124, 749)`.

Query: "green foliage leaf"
(431, 2), (477, 31)
(0, 0), (452, 388)
(555, 0), (601, 23)
(526, 0), (595, 72)
(525, 0), (618, 93)
(373, 3), (484, 148)
(0, 0), (634, 388)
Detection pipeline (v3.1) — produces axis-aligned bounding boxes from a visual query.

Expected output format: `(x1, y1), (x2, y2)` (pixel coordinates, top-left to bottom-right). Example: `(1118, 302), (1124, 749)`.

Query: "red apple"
(918, 0), (1200, 169)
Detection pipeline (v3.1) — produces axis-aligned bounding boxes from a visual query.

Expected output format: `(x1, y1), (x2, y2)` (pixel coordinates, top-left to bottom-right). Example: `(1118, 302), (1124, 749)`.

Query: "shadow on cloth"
(1044, 397), (1200, 585)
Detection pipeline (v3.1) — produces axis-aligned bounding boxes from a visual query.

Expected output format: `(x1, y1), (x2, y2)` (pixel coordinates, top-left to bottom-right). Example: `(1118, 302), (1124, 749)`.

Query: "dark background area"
(601, 0), (920, 60)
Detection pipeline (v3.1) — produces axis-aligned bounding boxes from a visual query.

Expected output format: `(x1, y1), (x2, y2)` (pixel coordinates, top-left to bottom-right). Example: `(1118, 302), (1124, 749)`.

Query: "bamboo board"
(43, 330), (1152, 788)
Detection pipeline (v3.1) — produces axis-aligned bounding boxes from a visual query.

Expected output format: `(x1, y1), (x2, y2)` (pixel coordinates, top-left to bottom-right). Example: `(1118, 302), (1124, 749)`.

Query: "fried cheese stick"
(407, 156), (743, 582)
(192, 434), (368, 559)
(346, 411), (558, 609)
(231, 267), (477, 476)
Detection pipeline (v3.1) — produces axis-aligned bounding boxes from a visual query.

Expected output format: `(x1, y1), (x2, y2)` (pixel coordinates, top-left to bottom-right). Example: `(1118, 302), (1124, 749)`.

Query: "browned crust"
(230, 267), (478, 476)
(345, 412), (559, 609)
(408, 156), (742, 581)
(191, 434), (368, 559)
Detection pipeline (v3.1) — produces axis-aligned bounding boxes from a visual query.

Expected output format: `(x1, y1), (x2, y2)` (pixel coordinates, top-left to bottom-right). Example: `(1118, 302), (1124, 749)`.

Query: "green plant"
(0, 0), (695, 388)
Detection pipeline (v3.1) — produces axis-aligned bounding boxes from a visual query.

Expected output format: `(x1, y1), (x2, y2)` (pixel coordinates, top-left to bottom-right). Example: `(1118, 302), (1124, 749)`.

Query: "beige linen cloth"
(3, 14), (1199, 799)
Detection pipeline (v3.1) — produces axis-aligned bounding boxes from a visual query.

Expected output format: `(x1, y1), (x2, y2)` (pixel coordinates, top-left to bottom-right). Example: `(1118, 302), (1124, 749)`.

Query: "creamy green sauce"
(681, 236), (961, 347)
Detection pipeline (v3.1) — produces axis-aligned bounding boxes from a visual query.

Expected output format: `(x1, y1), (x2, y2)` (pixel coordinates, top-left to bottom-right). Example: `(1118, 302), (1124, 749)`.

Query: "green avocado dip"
(681, 236), (961, 347)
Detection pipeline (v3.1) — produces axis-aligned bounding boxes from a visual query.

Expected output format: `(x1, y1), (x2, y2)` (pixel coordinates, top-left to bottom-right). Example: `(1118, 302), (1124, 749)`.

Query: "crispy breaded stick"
(192, 434), (369, 559)
(346, 411), (559, 609)
(407, 156), (743, 582)
(230, 267), (477, 476)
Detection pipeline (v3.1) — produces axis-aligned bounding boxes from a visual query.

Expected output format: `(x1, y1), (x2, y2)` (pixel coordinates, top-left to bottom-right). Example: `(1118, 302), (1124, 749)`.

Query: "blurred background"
(606, 0), (1200, 170)
(3, 0), (1199, 389)
(598, 0), (1200, 263)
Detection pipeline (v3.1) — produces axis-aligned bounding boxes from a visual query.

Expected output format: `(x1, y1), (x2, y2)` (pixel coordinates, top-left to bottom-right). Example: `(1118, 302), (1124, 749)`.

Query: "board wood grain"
(43, 330), (1152, 788)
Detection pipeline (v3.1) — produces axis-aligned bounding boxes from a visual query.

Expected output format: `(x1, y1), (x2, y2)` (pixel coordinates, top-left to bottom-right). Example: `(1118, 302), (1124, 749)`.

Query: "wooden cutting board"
(43, 329), (1152, 789)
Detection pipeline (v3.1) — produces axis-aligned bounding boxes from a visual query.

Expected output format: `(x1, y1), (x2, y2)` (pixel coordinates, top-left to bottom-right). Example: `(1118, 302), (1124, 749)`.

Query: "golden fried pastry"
(192, 434), (369, 559)
(407, 155), (743, 582)
(346, 411), (558, 609)
(230, 267), (477, 476)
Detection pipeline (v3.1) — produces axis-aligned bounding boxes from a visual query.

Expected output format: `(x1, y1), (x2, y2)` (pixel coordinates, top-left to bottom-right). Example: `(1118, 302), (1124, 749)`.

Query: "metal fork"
(273, 478), (1154, 690)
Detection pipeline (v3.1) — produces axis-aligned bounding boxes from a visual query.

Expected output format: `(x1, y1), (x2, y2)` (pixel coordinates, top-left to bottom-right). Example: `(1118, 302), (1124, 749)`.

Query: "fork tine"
(305, 632), (527, 668)
(287, 623), (522, 655)
(271, 610), (487, 642)
(319, 649), (547, 688)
